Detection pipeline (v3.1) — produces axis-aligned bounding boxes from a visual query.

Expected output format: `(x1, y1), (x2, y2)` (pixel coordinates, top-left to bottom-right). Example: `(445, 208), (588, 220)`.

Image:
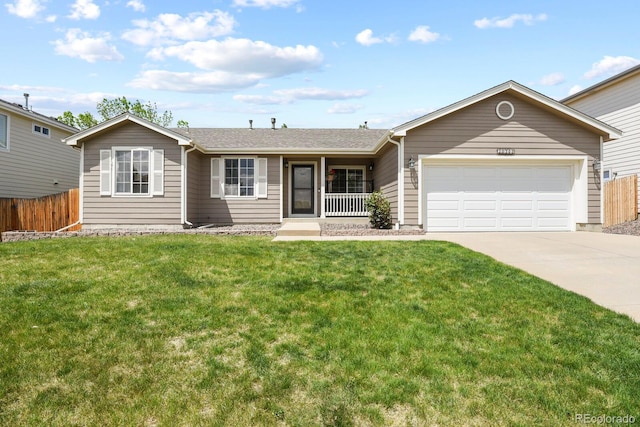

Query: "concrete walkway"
(274, 231), (640, 322)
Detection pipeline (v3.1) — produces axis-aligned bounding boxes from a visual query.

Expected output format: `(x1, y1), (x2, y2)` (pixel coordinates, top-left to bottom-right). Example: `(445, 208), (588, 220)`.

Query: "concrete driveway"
(424, 232), (640, 322)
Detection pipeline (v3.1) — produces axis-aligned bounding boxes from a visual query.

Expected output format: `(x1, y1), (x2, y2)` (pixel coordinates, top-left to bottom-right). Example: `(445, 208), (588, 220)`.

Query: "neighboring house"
(64, 81), (620, 232)
(0, 97), (79, 198)
(562, 64), (640, 213)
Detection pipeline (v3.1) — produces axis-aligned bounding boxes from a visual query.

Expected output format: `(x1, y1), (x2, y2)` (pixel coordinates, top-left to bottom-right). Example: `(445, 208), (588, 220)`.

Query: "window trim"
(211, 157), (268, 199)
(223, 156), (257, 198)
(602, 168), (613, 182)
(32, 123), (51, 138)
(111, 146), (154, 198)
(0, 113), (9, 151)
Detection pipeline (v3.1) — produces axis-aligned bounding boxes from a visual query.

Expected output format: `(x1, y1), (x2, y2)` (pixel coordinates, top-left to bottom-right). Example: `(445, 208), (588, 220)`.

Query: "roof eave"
(392, 80), (622, 141)
(63, 113), (193, 147)
(0, 100), (78, 133)
(562, 63), (640, 104)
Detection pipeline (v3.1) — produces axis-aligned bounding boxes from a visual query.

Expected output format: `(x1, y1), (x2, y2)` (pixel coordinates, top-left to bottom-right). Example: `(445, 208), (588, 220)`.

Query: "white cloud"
(539, 72), (565, 86)
(53, 29), (124, 63)
(150, 38), (323, 77)
(45, 14), (56, 22)
(122, 11), (236, 46)
(234, 87), (369, 105)
(126, 0), (145, 12)
(129, 70), (262, 93)
(233, 94), (291, 105)
(584, 55), (640, 79)
(474, 13), (547, 29)
(355, 29), (383, 46)
(568, 85), (583, 96)
(232, 0), (299, 9)
(274, 87), (368, 100)
(68, 0), (100, 20)
(408, 26), (440, 44)
(328, 103), (363, 114)
(5, 0), (44, 18)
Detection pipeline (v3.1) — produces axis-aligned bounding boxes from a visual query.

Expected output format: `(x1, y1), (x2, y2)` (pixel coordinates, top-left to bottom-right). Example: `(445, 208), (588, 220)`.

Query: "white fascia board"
(63, 113), (193, 147)
(197, 148), (377, 156)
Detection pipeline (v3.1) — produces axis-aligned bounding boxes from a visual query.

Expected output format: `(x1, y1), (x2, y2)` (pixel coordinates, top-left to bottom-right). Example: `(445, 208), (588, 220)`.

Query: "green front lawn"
(0, 235), (638, 426)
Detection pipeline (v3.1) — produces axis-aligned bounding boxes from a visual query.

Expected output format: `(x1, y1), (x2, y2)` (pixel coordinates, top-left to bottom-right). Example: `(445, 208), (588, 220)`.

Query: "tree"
(57, 111), (98, 130)
(58, 96), (175, 130)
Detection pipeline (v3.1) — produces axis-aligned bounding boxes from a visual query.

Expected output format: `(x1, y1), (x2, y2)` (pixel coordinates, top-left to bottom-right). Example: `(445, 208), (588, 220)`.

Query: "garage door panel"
(463, 200), (497, 210)
(501, 200), (534, 210)
(424, 164), (573, 232)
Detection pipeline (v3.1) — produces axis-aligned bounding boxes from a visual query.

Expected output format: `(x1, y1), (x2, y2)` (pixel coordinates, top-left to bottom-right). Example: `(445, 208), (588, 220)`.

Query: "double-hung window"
(115, 149), (150, 194)
(225, 158), (255, 197)
(99, 147), (164, 197)
(211, 157), (268, 199)
(0, 114), (8, 150)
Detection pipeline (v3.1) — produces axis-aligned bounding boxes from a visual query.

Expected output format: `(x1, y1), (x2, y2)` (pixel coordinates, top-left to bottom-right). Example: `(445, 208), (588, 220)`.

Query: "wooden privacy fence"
(603, 175), (638, 228)
(0, 189), (81, 234)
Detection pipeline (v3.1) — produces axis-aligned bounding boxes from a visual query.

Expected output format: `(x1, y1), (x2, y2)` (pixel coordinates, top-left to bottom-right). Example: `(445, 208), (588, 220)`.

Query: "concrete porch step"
(277, 222), (321, 237)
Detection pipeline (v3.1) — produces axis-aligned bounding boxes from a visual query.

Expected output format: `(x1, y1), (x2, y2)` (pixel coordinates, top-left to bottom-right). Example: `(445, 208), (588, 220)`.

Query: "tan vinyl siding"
(197, 155), (281, 224)
(82, 123), (182, 226)
(186, 150), (201, 224)
(374, 143), (398, 223)
(403, 93), (602, 224)
(0, 111), (78, 198)
(566, 75), (640, 212)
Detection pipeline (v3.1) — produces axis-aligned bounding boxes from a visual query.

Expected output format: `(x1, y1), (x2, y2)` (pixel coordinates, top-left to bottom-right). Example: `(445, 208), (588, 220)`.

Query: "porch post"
(320, 156), (326, 218)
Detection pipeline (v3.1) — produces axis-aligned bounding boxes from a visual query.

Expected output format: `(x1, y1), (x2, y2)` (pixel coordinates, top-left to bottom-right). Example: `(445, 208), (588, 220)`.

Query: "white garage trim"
(418, 155), (589, 231)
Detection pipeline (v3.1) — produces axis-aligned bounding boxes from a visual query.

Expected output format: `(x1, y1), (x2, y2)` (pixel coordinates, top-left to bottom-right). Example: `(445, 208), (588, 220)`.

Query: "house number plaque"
(496, 148), (515, 155)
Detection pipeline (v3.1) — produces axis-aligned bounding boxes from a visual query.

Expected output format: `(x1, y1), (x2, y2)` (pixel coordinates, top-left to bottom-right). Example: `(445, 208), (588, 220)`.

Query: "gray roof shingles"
(173, 128), (389, 153)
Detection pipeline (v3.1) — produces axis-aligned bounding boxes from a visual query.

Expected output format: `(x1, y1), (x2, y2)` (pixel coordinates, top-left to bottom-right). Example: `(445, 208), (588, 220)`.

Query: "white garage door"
(424, 164), (573, 232)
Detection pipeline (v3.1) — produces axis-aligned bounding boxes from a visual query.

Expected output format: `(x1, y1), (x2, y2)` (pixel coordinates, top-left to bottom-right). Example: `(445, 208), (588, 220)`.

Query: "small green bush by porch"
(365, 190), (392, 229)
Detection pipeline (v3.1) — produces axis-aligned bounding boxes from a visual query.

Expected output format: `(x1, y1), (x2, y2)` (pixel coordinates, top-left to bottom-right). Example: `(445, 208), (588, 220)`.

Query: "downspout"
(386, 135), (404, 229)
(182, 145), (198, 227)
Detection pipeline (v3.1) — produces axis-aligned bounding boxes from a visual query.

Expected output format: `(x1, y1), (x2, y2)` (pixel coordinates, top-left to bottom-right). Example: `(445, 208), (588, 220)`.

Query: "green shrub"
(365, 191), (393, 229)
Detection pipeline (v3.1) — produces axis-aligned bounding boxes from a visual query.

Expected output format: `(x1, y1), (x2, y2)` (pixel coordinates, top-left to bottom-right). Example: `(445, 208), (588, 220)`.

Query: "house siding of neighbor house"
(0, 100), (78, 198)
(563, 66), (640, 212)
(81, 122), (183, 228)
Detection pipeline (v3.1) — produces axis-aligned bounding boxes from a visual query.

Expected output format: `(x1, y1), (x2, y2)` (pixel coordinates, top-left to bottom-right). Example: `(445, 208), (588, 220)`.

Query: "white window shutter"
(257, 157), (268, 198)
(100, 149), (112, 195)
(211, 158), (222, 198)
(152, 149), (164, 196)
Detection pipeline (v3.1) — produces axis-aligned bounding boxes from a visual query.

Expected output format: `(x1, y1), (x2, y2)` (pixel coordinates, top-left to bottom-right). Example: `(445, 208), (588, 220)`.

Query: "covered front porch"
(283, 156), (375, 219)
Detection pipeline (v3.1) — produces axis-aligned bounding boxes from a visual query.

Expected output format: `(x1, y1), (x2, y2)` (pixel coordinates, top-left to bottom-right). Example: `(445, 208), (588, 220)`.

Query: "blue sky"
(2, 0), (640, 129)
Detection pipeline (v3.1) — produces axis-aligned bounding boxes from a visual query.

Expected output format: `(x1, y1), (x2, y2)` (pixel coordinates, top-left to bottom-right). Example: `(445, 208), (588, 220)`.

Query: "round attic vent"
(496, 101), (515, 120)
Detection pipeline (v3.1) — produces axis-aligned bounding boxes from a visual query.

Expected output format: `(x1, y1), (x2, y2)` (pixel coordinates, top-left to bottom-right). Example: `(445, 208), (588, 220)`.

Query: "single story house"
(64, 80), (620, 232)
(563, 64), (640, 213)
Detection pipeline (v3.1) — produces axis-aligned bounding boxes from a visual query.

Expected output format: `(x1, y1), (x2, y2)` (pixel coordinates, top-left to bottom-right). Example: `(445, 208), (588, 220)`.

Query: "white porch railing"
(325, 193), (370, 217)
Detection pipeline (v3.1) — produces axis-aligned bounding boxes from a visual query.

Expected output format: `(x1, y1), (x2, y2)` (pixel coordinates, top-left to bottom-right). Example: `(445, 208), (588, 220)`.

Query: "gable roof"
(174, 128), (390, 155)
(562, 64), (640, 104)
(64, 113), (193, 147)
(391, 80), (622, 141)
(0, 98), (78, 133)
